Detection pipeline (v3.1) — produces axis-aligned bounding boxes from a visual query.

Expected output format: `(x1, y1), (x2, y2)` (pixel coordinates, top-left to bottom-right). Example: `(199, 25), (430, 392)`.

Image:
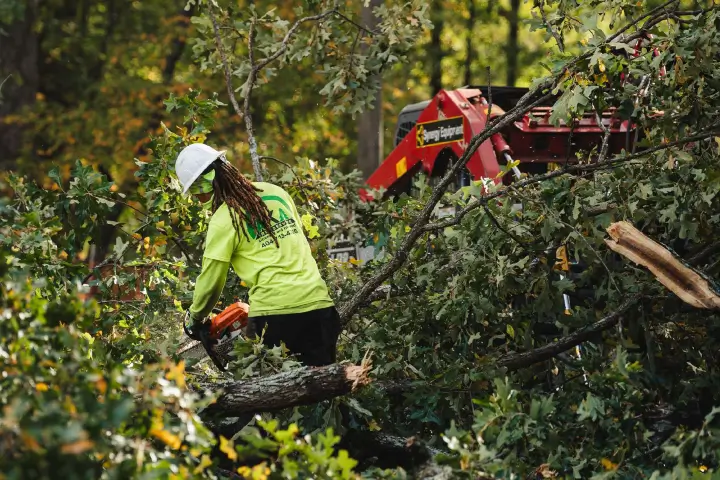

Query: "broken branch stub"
(605, 221), (720, 309)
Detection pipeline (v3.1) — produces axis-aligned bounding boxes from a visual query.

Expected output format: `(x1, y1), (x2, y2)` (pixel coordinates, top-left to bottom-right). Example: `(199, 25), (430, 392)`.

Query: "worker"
(174, 143), (341, 367)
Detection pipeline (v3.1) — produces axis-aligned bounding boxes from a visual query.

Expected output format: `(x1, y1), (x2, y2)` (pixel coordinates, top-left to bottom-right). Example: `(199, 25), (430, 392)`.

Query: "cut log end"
(346, 363), (371, 391)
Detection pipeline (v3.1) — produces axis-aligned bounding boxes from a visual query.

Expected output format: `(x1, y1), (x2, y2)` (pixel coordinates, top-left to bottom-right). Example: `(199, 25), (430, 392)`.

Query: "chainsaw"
(177, 302), (250, 371)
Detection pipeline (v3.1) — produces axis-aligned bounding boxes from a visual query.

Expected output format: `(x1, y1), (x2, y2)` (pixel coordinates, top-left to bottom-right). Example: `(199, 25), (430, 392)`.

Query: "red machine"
(364, 85), (633, 197)
(365, 34), (667, 196)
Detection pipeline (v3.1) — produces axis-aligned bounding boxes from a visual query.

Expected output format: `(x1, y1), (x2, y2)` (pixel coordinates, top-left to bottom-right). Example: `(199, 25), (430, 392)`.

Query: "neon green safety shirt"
(189, 182), (334, 321)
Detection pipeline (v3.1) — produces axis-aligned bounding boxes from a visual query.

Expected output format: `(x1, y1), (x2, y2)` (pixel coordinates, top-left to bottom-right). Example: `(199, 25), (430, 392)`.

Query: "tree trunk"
(201, 363), (371, 417)
(357, 0), (384, 180)
(429, 0), (444, 95)
(464, 0), (477, 86)
(0, 1), (39, 168)
(505, 0), (521, 86)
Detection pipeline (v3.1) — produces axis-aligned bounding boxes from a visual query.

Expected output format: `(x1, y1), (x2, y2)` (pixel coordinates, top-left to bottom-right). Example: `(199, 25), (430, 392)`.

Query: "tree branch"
(338, 87), (557, 322)
(243, 18), (263, 181)
(208, 6), (244, 134)
(421, 127), (720, 233)
(208, 7), (367, 181)
(496, 295), (642, 371)
(535, 0), (564, 52)
(200, 363), (371, 417)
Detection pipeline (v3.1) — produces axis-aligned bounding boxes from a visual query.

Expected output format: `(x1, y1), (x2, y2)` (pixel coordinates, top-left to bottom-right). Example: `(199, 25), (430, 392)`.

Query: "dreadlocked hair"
(210, 159), (279, 247)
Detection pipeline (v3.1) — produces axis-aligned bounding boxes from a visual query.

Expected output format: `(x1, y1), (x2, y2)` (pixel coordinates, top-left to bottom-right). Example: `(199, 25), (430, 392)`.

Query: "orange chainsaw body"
(209, 301), (249, 340)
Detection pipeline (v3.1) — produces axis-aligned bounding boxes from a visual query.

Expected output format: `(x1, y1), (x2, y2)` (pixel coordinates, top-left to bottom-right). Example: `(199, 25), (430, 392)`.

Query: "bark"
(429, 0), (444, 95)
(464, 0), (477, 86)
(201, 363), (371, 417)
(505, 0), (521, 86)
(605, 221), (720, 309)
(0, 1), (39, 168)
(357, 0), (384, 180)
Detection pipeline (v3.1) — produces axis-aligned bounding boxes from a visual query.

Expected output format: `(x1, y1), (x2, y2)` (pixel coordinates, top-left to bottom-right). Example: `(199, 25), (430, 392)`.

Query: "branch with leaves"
(206, 5), (402, 181)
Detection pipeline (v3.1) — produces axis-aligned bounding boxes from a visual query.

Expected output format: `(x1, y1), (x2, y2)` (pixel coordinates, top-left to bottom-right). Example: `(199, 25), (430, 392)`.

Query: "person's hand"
(183, 313), (210, 341)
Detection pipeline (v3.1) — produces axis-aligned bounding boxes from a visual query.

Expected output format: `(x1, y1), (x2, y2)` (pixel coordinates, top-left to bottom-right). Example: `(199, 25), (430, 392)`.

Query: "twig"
(259, 155), (311, 201)
(481, 204), (527, 246)
(607, 0), (679, 43)
(254, 10), (338, 72)
(535, 0), (564, 52)
(594, 111), (612, 163)
(0, 74), (11, 97)
(333, 10), (378, 35)
(87, 193), (195, 262)
(82, 255), (118, 284)
(243, 18), (263, 181)
(208, 6), (244, 129)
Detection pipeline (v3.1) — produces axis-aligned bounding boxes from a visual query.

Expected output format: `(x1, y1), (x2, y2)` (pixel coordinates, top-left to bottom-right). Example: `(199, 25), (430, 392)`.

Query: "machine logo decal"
(415, 116), (464, 148)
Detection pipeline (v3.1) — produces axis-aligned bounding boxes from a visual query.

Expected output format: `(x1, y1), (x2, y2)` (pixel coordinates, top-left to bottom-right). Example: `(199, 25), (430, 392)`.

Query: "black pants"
(247, 306), (341, 367)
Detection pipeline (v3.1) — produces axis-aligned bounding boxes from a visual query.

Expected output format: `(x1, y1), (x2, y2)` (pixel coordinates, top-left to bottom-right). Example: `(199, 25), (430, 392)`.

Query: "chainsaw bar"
(177, 336), (236, 363)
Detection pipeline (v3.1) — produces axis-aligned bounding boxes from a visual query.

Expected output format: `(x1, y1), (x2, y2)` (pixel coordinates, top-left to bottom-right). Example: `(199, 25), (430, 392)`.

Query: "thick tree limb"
(192, 299), (640, 423)
(605, 221), (720, 309)
(201, 363), (371, 417)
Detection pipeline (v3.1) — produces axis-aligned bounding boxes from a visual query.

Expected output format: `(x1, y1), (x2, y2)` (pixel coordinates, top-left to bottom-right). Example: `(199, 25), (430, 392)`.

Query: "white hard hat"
(175, 143), (226, 195)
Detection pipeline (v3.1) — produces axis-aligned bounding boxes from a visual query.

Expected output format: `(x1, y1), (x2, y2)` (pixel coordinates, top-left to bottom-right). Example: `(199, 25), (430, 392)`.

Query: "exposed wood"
(605, 221), (720, 309)
(201, 363), (371, 417)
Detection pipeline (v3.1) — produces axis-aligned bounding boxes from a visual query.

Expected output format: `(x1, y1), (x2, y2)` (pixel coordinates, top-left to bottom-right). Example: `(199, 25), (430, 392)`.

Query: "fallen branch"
(605, 221), (720, 309)
(201, 363), (371, 417)
(496, 295), (641, 371)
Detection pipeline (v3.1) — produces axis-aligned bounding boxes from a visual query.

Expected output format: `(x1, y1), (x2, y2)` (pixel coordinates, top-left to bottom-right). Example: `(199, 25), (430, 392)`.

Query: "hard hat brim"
(181, 150), (226, 195)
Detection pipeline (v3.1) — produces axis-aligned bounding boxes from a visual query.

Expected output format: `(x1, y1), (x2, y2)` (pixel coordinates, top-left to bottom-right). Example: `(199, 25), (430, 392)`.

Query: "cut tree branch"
(605, 221), (720, 309)
(200, 362), (370, 417)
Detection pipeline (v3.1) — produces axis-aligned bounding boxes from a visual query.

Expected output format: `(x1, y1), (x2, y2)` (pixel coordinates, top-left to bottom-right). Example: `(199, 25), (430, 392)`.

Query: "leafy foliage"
(3, 0), (720, 479)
